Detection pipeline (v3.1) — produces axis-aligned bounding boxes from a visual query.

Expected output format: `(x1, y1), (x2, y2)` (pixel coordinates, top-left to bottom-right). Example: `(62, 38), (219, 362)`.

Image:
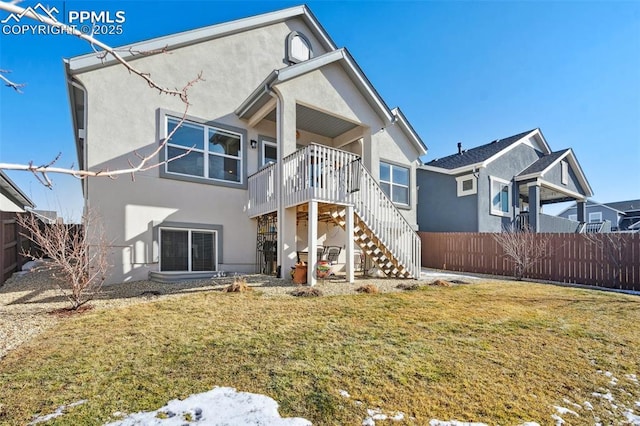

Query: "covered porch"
(514, 179), (589, 233)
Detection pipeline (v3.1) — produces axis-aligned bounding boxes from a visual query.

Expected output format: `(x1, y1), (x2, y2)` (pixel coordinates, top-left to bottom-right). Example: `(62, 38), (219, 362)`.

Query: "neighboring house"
(0, 171), (35, 284)
(65, 6), (427, 285)
(558, 199), (640, 231)
(417, 128), (593, 233)
(0, 171), (34, 213)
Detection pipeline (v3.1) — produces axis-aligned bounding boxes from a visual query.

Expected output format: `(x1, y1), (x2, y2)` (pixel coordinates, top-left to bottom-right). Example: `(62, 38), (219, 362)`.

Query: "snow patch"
(518, 422), (540, 426)
(550, 413), (564, 425)
(624, 410), (640, 425)
(626, 374), (639, 384)
(583, 401), (593, 410)
(29, 400), (87, 425)
(553, 406), (579, 417)
(429, 421), (488, 426)
(592, 391), (615, 402)
(362, 408), (404, 425)
(103, 387), (310, 426)
(561, 398), (582, 410)
(339, 389), (350, 398)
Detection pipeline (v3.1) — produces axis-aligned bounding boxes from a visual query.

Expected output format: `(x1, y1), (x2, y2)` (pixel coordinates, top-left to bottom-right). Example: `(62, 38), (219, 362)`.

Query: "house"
(0, 171), (34, 214)
(0, 171), (35, 284)
(64, 6), (427, 286)
(417, 128), (593, 233)
(557, 199), (640, 231)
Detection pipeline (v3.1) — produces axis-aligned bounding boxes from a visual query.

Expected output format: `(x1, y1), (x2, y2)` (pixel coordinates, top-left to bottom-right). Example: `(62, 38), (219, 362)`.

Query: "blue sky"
(1, 0), (639, 222)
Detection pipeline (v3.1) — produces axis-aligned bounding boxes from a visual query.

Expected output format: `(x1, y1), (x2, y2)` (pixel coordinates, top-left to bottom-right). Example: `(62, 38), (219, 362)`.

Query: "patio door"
(160, 228), (217, 272)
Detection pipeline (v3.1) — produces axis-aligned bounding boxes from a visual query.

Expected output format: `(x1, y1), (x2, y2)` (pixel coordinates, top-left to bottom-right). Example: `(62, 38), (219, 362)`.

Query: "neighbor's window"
(456, 174), (477, 197)
(380, 162), (409, 206)
(568, 214), (578, 221)
(589, 212), (602, 223)
(561, 160), (569, 185)
(160, 228), (217, 272)
(166, 117), (242, 184)
(490, 176), (511, 216)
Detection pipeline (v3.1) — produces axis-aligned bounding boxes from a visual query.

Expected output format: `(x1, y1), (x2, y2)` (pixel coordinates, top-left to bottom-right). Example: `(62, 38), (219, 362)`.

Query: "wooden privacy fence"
(1, 212), (24, 284)
(419, 232), (640, 291)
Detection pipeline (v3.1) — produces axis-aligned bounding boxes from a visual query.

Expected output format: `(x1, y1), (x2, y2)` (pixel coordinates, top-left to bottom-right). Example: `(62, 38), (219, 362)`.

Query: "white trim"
(490, 176), (511, 217)
(568, 214), (577, 221)
(261, 139), (278, 166)
(67, 5), (336, 73)
(481, 129), (550, 168)
(589, 212), (603, 223)
(455, 174), (477, 197)
(561, 160), (569, 185)
(537, 179), (588, 201)
(380, 161), (410, 207)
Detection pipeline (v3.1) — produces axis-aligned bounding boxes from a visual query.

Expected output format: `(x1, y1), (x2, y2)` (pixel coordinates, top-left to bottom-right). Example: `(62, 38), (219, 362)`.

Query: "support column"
(577, 200), (586, 223)
(361, 129), (378, 179)
(528, 184), (541, 233)
(345, 205), (355, 284)
(307, 201), (318, 286)
(275, 91), (298, 279)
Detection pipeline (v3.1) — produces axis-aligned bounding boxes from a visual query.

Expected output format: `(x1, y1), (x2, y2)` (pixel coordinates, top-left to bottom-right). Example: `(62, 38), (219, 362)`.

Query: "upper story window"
(490, 176), (511, 217)
(285, 31), (313, 64)
(165, 116), (243, 185)
(380, 162), (409, 206)
(456, 174), (477, 197)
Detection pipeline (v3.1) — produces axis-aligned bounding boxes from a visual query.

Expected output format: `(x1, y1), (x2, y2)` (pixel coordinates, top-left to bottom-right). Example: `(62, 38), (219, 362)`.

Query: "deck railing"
(247, 143), (421, 278)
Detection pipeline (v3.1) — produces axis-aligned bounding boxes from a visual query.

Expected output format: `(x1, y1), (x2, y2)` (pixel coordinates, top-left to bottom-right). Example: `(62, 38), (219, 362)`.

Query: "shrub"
(223, 277), (252, 293)
(396, 283), (420, 291)
(290, 287), (323, 297)
(356, 284), (379, 294)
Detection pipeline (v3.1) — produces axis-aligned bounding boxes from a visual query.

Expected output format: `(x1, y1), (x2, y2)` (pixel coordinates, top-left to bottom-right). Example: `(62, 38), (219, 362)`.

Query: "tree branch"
(0, 69), (25, 92)
(0, 1), (205, 187)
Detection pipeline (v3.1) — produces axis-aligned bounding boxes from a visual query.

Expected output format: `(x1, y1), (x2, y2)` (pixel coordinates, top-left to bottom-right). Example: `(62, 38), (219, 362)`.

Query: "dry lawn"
(0, 280), (639, 425)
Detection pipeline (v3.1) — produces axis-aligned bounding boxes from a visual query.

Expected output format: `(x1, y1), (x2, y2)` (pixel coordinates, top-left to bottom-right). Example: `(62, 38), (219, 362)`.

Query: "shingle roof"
(603, 199), (640, 212)
(517, 149), (569, 176)
(423, 129), (536, 170)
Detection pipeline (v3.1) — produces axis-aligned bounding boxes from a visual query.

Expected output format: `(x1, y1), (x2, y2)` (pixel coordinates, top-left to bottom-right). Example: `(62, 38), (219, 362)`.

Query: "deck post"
(307, 200), (318, 286)
(345, 204), (355, 283)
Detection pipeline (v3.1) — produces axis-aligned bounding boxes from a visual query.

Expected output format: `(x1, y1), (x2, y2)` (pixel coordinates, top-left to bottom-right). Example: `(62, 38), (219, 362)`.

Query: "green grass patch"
(1, 282), (639, 425)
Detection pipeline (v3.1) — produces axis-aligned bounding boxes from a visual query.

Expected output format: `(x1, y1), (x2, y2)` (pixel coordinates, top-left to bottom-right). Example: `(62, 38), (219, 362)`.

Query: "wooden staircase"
(328, 207), (412, 278)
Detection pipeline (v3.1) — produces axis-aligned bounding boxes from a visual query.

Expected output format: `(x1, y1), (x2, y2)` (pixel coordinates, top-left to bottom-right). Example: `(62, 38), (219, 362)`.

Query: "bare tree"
(0, 1), (202, 187)
(18, 210), (109, 310)
(493, 225), (550, 280)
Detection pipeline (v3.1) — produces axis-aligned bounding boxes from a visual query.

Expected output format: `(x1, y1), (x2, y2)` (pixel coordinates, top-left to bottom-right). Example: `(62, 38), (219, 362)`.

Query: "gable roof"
(517, 149), (568, 176)
(421, 128), (548, 173)
(604, 199), (640, 213)
(0, 171), (35, 210)
(515, 148), (593, 197)
(557, 199), (624, 216)
(235, 47), (427, 155)
(66, 5), (336, 73)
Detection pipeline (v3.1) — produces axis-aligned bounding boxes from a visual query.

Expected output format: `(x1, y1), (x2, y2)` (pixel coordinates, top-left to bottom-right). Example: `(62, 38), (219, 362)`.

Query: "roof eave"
(392, 107), (427, 155)
(419, 162), (483, 175)
(0, 170), (35, 209)
(67, 5), (333, 74)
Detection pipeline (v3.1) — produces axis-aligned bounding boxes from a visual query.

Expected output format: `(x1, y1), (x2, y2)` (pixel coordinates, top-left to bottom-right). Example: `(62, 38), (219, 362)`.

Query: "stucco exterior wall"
(73, 17), (422, 283)
(543, 160), (585, 195)
(480, 144), (542, 232)
(416, 169), (478, 232)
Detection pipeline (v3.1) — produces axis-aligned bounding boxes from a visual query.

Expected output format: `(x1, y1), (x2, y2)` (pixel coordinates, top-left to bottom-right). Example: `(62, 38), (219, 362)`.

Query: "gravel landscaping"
(1, 267), (469, 360)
